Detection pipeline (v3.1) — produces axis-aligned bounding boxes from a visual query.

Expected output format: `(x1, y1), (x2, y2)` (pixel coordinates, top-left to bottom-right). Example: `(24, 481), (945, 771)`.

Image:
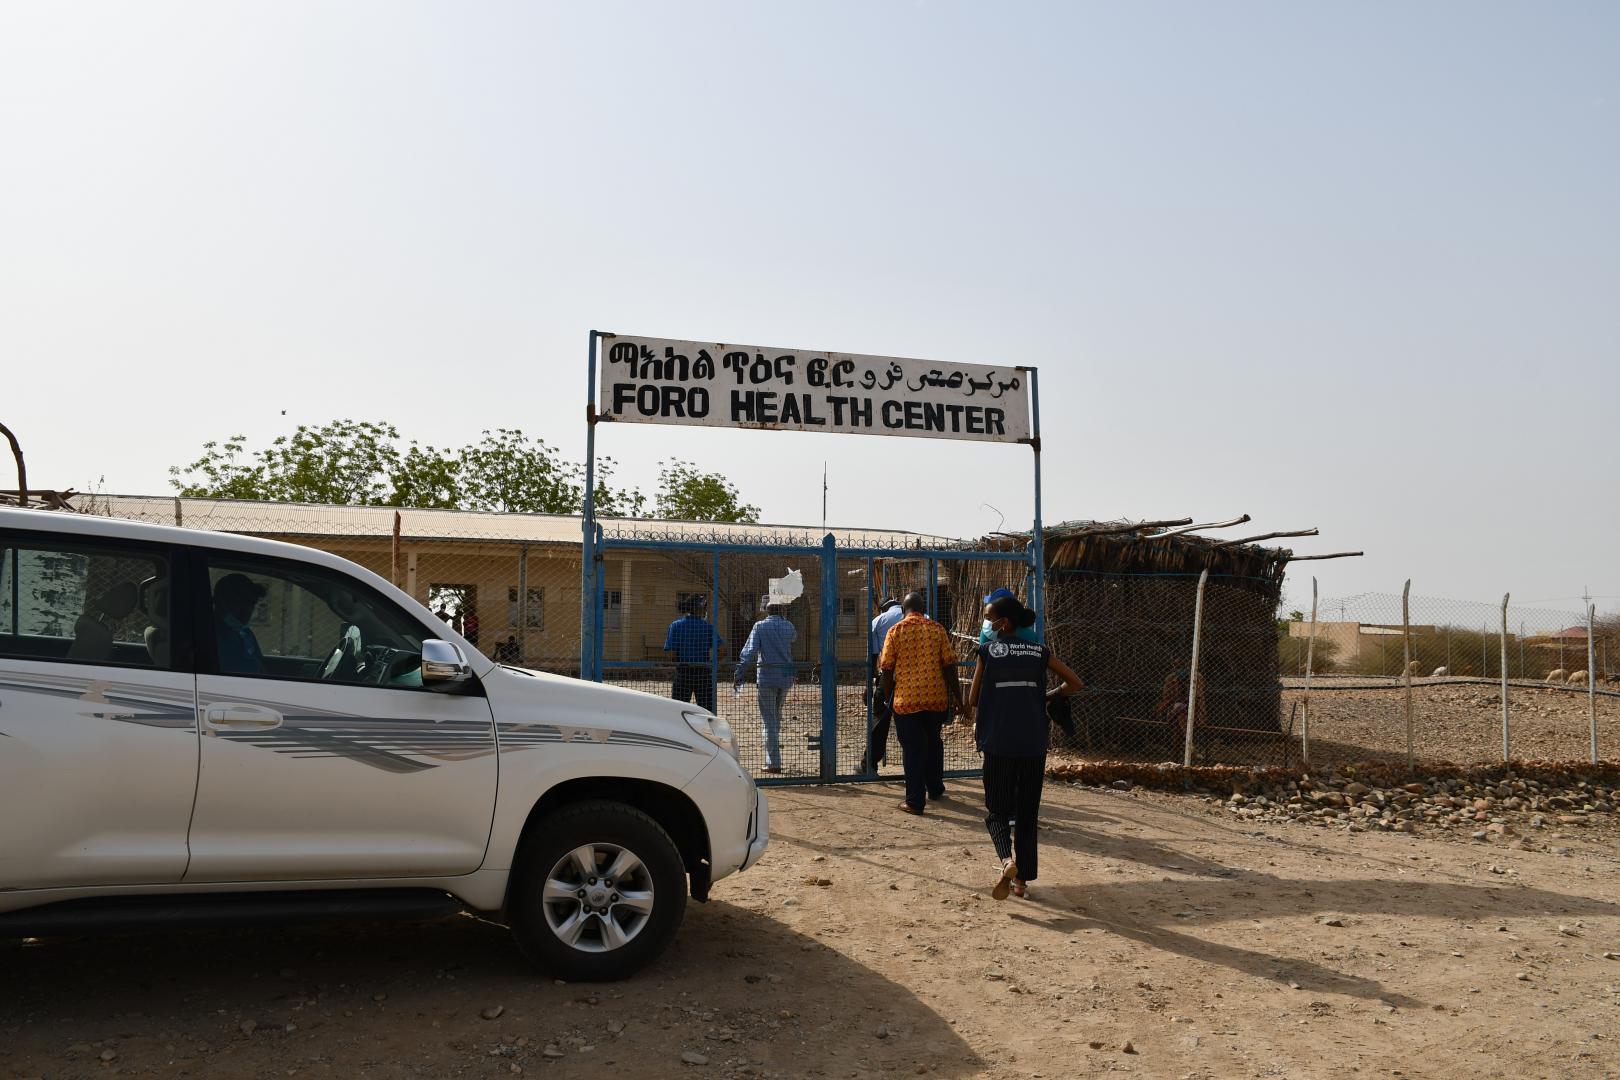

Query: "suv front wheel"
(509, 800), (688, 981)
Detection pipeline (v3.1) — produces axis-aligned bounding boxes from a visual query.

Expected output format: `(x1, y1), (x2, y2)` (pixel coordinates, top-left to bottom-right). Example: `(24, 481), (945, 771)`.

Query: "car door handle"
(204, 703), (284, 730)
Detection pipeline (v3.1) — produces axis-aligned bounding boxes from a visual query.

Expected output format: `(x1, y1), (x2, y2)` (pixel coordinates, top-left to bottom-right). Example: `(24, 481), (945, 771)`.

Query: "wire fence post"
(1589, 602), (1599, 764)
(1499, 593), (1510, 762)
(1182, 568), (1209, 768)
(1402, 579), (1414, 772)
(1302, 576), (1318, 765)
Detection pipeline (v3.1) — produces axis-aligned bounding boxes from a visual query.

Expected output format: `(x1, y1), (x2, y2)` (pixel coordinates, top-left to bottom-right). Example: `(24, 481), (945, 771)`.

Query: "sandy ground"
(5, 780), (1620, 1080)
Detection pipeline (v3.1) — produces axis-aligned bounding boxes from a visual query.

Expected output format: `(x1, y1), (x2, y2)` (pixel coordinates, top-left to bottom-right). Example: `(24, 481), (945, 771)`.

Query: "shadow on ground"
(0, 897), (980, 1079)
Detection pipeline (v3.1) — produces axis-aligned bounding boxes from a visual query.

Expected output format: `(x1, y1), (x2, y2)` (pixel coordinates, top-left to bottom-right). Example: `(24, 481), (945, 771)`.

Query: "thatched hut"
(960, 518), (1347, 759)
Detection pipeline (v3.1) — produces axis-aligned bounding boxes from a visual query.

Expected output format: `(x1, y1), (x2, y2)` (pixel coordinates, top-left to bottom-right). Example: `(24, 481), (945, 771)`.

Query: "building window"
(603, 589), (622, 632)
(838, 595), (859, 635)
(508, 586), (544, 630)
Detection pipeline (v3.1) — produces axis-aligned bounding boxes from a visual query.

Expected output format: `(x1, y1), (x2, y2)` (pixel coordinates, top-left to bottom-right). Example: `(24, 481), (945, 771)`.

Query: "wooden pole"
(1302, 576), (1318, 765)
(1182, 568), (1209, 768)
(0, 422), (25, 508)
(1213, 527), (1318, 548)
(391, 511), (402, 588)
(1500, 593), (1510, 762)
(1402, 580), (1414, 772)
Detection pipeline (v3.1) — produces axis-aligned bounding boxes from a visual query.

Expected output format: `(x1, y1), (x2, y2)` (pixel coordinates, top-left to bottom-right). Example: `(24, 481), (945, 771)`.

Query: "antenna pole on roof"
(1285, 551), (1364, 562)
(822, 461), (827, 533)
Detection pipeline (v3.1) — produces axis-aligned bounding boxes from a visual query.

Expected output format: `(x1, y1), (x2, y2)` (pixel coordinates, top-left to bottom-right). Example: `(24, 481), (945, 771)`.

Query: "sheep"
(1568, 669), (1590, 686)
(1545, 668), (1568, 683)
(1406, 660), (1422, 676)
(1431, 666), (1450, 677)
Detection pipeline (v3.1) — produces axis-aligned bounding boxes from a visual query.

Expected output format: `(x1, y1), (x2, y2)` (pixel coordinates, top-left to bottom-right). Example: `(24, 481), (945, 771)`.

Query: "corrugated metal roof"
(85, 494), (956, 549)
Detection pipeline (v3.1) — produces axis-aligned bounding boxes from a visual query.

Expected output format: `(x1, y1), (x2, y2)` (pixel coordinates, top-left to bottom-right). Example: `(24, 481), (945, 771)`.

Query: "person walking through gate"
(863, 596), (905, 772)
(966, 592), (1083, 899)
(878, 592), (961, 814)
(665, 594), (723, 713)
(734, 601), (797, 774)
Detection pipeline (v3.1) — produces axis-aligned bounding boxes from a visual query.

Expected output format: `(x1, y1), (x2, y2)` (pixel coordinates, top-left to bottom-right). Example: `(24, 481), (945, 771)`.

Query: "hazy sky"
(3, 2), (1615, 613)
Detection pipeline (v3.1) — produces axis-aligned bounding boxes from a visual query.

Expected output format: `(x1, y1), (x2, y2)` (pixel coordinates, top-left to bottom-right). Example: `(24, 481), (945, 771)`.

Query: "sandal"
(992, 858), (1018, 901)
(1010, 878), (1028, 899)
(898, 802), (924, 815)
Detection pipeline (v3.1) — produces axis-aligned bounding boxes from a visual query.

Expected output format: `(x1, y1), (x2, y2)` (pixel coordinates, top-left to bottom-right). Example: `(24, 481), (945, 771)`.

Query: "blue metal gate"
(583, 528), (1034, 784)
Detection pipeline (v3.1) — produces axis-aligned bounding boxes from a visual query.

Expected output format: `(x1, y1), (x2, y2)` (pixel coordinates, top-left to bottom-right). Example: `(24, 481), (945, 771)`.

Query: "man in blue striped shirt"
(734, 602), (797, 773)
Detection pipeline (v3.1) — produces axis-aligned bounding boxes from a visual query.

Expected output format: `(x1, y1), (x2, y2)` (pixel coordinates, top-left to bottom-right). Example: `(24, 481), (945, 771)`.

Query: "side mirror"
(421, 639), (472, 686)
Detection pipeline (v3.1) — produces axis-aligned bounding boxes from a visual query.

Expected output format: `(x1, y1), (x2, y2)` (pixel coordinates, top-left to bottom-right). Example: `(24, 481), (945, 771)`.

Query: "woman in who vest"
(965, 593), (1082, 900)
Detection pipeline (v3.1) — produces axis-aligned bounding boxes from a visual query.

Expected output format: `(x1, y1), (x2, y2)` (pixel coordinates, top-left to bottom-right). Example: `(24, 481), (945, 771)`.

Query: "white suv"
(0, 508), (766, 980)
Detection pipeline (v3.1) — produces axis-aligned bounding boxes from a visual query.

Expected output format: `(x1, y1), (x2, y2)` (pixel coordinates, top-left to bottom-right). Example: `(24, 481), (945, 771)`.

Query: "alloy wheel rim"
(541, 843), (655, 953)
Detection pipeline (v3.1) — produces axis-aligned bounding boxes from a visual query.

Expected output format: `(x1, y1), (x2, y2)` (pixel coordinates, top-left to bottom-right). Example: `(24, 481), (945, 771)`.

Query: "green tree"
(389, 442), (463, 509)
(170, 420), (402, 504)
(458, 428), (583, 514)
(654, 458), (760, 523)
(170, 420), (666, 519)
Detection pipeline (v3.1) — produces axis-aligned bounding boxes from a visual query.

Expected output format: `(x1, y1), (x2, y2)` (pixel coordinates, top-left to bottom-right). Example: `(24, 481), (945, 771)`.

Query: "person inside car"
(214, 572), (268, 674)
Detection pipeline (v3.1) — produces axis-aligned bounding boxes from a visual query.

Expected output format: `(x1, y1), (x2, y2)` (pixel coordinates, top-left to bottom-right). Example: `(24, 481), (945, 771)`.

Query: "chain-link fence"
(1045, 570), (1295, 769)
(66, 496), (1620, 775)
(592, 529), (1030, 781)
(1285, 591), (1620, 768)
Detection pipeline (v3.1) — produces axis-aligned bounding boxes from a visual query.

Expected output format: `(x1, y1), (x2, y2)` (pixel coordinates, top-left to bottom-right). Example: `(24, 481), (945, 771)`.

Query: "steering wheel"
(320, 624), (365, 681)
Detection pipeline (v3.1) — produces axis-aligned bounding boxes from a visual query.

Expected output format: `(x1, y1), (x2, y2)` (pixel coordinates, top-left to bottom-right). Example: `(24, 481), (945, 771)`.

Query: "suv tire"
(509, 800), (688, 981)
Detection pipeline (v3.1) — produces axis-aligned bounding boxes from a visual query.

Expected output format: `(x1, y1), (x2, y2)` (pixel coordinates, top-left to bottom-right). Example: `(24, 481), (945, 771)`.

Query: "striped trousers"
(982, 752), (1046, 882)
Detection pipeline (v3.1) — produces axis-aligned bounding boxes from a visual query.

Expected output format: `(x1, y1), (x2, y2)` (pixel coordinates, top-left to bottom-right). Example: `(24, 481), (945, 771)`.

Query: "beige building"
(86, 495), (973, 674)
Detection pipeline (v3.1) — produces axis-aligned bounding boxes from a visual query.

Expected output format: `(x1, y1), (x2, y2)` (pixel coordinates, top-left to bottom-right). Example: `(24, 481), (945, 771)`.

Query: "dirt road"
(5, 780), (1619, 1079)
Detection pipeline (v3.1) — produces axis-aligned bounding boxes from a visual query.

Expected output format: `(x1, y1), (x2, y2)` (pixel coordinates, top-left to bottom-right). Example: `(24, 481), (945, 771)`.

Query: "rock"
(1344, 782), (1370, 797)
(815, 878), (832, 887)
(1556, 925), (1579, 937)
(681, 1051), (710, 1066)
(876, 1024), (890, 1039)
(781, 898), (799, 907)
(1122, 1041), (1138, 1054)
(1602, 952), (1619, 961)
(1516, 972), (1531, 981)
(607, 1021), (625, 1034)
(481, 1005), (505, 1020)
(802, 875), (820, 885)
(542, 1046), (564, 1059)
(100, 1050), (118, 1062)
(240, 1020), (258, 1035)
(1323, 918), (1344, 927)
(1088, 1041), (1104, 1050)
(1112, 780), (1132, 791)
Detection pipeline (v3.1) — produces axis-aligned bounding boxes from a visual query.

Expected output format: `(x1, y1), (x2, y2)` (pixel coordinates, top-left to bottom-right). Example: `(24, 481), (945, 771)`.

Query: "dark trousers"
(671, 664), (716, 713)
(863, 655), (894, 771)
(894, 711), (946, 808)
(982, 752), (1046, 881)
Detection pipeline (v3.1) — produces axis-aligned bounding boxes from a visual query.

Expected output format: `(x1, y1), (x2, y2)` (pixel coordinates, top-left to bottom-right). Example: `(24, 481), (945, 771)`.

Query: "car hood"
(483, 665), (716, 754)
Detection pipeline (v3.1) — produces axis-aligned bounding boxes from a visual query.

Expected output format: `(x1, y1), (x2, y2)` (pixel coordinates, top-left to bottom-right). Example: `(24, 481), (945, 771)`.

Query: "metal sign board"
(596, 334), (1031, 444)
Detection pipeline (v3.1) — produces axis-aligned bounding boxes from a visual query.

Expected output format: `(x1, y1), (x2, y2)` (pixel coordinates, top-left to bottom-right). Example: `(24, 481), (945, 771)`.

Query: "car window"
(204, 556), (434, 689)
(0, 537), (172, 669)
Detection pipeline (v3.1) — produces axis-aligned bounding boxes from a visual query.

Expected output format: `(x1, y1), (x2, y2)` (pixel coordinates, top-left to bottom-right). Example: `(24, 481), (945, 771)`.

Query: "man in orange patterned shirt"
(879, 592), (962, 814)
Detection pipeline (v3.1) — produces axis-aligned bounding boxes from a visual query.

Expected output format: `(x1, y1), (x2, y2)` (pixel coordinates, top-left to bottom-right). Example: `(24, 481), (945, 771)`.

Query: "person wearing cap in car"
(213, 572), (268, 674)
